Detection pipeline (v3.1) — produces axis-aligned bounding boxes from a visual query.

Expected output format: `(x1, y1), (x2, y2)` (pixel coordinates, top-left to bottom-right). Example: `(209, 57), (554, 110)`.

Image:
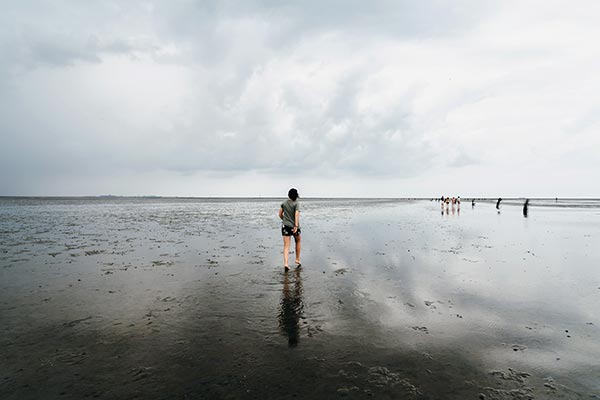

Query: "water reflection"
(441, 203), (461, 216)
(278, 268), (304, 347)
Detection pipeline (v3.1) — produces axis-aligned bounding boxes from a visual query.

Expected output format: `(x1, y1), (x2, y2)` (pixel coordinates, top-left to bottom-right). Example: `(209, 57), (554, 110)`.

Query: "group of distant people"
(435, 196), (531, 217)
(437, 196), (461, 215)
(439, 196), (461, 205)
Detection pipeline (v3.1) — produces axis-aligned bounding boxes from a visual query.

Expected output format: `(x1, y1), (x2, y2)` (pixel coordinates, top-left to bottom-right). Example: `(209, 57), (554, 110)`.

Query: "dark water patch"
(6, 318), (585, 400)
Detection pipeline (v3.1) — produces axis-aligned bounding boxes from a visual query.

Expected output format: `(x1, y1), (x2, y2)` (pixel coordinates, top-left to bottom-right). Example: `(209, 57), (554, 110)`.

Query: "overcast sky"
(1, 1), (599, 197)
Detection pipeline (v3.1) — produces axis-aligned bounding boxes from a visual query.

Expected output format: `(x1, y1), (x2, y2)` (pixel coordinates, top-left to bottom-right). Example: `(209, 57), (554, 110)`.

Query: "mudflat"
(1, 197), (599, 399)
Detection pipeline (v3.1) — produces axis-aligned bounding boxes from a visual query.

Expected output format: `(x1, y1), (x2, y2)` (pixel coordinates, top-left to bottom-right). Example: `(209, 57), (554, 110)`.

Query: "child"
(278, 188), (301, 271)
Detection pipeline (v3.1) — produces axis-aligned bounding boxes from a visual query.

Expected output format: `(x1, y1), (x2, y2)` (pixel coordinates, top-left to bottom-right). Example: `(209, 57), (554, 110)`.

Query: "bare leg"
(294, 234), (301, 265)
(283, 236), (291, 270)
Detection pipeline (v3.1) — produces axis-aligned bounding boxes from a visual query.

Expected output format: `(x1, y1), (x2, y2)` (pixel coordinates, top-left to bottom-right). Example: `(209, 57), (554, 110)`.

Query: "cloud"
(1, 1), (599, 196)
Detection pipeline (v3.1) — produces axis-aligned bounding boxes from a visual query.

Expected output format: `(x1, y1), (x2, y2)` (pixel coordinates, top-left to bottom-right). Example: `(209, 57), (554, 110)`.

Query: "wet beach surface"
(1, 197), (599, 399)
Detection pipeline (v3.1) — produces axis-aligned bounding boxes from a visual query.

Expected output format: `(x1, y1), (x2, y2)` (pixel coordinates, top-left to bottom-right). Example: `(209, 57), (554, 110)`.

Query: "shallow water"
(1, 197), (599, 399)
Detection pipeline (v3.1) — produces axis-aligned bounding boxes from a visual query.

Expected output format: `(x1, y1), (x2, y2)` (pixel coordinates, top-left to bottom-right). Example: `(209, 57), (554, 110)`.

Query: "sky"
(1, 0), (599, 197)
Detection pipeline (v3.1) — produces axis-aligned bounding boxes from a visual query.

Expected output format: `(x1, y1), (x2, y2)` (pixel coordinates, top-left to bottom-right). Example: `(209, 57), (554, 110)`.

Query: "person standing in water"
(278, 188), (301, 271)
(523, 199), (529, 217)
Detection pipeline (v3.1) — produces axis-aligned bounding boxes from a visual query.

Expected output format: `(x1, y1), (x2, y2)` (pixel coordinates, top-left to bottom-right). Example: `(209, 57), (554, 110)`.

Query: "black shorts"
(281, 225), (301, 237)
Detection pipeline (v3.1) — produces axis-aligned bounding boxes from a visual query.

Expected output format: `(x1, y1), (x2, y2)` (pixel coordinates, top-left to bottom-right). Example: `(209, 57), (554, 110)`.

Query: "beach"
(1, 197), (599, 399)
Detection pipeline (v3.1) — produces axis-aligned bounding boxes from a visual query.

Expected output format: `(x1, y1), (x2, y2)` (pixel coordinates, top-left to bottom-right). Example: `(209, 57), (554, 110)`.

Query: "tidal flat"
(1, 197), (599, 399)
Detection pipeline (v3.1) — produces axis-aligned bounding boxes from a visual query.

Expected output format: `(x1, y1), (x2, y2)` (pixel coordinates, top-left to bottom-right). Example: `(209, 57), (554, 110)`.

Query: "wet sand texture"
(1, 198), (599, 399)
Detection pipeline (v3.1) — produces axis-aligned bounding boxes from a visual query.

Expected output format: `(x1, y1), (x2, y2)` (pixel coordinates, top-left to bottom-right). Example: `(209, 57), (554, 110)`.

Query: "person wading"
(278, 188), (301, 271)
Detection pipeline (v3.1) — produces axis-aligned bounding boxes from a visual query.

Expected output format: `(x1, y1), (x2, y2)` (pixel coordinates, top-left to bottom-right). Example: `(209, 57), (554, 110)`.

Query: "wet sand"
(1, 197), (599, 399)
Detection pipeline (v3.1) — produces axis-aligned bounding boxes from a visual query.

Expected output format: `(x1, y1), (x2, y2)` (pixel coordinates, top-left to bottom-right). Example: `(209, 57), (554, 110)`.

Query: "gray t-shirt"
(281, 199), (300, 228)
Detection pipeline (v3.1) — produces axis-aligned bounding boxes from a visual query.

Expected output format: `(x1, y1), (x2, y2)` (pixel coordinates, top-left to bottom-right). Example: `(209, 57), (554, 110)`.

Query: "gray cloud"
(1, 1), (599, 196)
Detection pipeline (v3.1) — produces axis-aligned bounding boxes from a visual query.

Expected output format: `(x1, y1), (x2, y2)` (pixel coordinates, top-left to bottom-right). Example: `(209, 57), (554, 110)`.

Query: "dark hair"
(288, 188), (299, 201)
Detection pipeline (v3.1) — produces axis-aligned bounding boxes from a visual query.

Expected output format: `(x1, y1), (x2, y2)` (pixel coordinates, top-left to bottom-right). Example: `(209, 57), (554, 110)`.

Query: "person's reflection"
(278, 268), (304, 347)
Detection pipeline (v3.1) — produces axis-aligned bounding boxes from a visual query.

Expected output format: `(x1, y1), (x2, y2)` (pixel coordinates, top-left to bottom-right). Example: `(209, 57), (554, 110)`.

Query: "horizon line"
(1, 195), (599, 200)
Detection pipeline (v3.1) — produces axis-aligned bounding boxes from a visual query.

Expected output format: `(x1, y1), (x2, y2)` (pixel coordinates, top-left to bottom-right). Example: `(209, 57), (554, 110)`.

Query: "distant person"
(523, 199), (529, 217)
(471, 199), (475, 207)
(496, 198), (502, 209)
(278, 188), (301, 271)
